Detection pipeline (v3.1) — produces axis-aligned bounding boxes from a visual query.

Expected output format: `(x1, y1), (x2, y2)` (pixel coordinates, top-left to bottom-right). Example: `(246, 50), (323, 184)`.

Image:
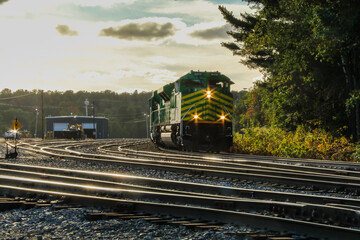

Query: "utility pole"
(14, 117), (18, 151)
(92, 101), (96, 139)
(34, 108), (39, 138)
(84, 98), (89, 116)
(41, 90), (44, 139)
(144, 113), (149, 138)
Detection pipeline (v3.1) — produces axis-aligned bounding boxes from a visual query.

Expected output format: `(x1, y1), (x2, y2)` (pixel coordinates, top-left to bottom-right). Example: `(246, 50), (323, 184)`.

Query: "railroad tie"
(0, 200), (23, 211)
(84, 212), (226, 231)
(85, 212), (135, 221)
(267, 237), (296, 240)
(195, 225), (224, 230)
(52, 206), (82, 211)
(0, 198), (56, 211)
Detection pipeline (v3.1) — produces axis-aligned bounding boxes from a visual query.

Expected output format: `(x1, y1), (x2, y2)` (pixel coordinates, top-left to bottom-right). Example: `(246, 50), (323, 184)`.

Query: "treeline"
(0, 89), (151, 138)
(220, 0), (360, 141)
(0, 88), (248, 139)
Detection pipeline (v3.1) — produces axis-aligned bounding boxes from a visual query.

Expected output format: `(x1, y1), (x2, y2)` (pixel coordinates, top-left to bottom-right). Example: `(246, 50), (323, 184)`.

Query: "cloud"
(99, 22), (176, 41)
(148, 0), (253, 23)
(190, 24), (230, 40)
(56, 24), (78, 36)
(0, 0), (260, 92)
(0, 0), (9, 5)
(71, 0), (136, 8)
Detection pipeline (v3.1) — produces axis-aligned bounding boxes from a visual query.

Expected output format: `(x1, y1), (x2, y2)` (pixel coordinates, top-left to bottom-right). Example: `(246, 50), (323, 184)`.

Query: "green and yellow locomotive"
(149, 71), (233, 152)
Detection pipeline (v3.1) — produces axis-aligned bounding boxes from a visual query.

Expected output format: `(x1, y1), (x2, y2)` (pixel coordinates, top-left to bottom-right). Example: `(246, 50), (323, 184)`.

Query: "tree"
(219, 1), (359, 139)
(311, 0), (360, 140)
(0, 89), (152, 138)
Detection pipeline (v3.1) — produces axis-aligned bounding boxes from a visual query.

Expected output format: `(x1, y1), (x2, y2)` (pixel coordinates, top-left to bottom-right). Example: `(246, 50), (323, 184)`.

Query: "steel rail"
(45, 146), (360, 189)
(2, 162), (360, 210)
(5, 139), (360, 238)
(17, 139), (360, 170)
(1, 184), (360, 240)
(160, 145), (360, 170)
(115, 146), (360, 178)
(60, 139), (360, 181)
(28, 139), (357, 180)
(30, 143), (360, 185)
(0, 167), (239, 200)
(15, 142), (360, 193)
(1, 174), (359, 228)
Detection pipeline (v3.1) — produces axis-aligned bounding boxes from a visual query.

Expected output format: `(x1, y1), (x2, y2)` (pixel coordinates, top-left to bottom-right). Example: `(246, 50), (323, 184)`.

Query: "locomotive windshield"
(181, 78), (204, 88)
(208, 79), (229, 89)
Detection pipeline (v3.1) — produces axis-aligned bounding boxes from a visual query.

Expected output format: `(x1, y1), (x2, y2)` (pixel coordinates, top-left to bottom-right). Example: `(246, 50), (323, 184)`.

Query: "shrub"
(232, 126), (355, 161)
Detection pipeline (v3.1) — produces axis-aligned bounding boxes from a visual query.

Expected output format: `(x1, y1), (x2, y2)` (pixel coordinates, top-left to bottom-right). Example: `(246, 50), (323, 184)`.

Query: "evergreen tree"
(219, 1), (360, 139)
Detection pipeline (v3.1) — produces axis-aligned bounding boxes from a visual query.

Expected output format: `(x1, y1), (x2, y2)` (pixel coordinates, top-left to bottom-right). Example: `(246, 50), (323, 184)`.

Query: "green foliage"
(220, 1), (360, 140)
(351, 145), (360, 162)
(232, 90), (251, 131)
(346, 90), (360, 111)
(232, 126), (355, 161)
(0, 89), (151, 138)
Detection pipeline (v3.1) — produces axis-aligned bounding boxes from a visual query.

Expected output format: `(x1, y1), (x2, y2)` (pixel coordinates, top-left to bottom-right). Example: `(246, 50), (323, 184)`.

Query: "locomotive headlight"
(194, 114), (199, 119)
(220, 115), (225, 120)
(206, 91), (211, 98)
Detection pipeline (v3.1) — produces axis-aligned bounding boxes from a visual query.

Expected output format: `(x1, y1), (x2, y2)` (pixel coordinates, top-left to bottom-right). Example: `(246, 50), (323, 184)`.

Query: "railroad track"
(1, 162), (360, 239)
(1, 139), (360, 239)
(23, 140), (360, 194)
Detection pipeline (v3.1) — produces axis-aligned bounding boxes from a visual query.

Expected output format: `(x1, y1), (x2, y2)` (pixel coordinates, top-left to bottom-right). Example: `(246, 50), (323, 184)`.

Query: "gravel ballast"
(0, 207), (249, 240)
(0, 140), (257, 239)
(0, 138), (353, 239)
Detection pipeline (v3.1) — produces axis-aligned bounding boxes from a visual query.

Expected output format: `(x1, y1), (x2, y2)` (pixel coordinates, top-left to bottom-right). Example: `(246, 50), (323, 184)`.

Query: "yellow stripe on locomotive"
(181, 89), (233, 122)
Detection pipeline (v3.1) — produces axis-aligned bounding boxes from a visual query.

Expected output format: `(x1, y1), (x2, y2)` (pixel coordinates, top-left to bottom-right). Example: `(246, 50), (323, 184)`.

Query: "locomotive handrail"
(151, 115), (158, 137)
(181, 103), (195, 121)
(222, 105), (232, 120)
(180, 103), (196, 137)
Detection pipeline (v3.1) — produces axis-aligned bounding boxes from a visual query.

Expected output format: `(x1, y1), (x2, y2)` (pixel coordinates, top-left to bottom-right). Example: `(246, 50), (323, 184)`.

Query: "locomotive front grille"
(181, 89), (233, 122)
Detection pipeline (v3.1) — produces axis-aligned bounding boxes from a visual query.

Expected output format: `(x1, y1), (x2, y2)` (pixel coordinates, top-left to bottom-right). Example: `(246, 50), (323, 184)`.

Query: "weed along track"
(1, 139), (360, 239)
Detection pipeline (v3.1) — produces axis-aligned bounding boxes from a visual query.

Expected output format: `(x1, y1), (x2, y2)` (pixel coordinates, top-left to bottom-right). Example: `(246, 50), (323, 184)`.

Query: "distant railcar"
(63, 124), (85, 140)
(149, 71), (233, 152)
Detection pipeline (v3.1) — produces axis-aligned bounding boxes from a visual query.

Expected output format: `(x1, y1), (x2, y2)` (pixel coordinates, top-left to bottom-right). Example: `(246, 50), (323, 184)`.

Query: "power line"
(0, 93), (34, 100)
(105, 113), (148, 118)
(123, 120), (146, 123)
(0, 102), (65, 109)
(108, 119), (146, 124)
(0, 102), (35, 109)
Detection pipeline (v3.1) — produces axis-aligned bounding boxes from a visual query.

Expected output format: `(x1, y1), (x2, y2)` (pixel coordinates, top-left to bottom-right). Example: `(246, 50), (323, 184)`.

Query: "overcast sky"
(0, 0), (261, 93)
